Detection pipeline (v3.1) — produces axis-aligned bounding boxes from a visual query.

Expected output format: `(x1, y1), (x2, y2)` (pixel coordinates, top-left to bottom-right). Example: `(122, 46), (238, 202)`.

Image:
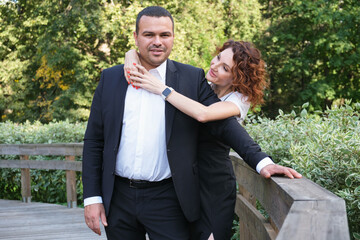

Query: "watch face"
(162, 88), (171, 97)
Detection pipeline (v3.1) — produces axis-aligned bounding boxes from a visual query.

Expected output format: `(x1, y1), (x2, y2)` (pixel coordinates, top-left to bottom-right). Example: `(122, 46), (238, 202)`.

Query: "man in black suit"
(82, 6), (301, 240)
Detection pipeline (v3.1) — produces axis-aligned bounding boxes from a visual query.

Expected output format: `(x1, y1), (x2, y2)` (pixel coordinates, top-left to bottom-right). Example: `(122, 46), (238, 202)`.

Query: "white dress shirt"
(115, 60), (171, 181)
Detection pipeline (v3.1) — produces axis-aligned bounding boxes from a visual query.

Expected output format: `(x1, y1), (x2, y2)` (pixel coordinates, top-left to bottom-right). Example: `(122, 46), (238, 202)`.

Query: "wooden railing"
(0, 144), (83, 208)
(0, 144), (350, 239)
(229, 152), (350, 240)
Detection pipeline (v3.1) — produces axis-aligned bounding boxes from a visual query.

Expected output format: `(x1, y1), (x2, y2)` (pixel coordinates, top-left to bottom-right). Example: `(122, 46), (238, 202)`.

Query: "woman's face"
(206, 48), (234, 87)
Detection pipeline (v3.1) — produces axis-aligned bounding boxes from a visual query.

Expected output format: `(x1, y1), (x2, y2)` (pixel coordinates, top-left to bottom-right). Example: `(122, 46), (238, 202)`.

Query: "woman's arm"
(129, 65), (241, 123)
(167, 94), (240, 123)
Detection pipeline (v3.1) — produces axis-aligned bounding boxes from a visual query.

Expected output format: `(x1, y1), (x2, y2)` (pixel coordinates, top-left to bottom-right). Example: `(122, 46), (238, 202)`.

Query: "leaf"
(291, 110), (296, 117)
(345, 176), (352, 187)
(353, 232), (360, 240)
(302, 102), (309, 108)
(354, 186), (360, 195)
(300, 109), (307, 118)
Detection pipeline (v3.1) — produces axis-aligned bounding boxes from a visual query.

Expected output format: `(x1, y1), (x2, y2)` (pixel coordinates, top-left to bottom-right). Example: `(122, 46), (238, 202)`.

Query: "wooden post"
(238, 184), (256, 240)
(20, 155), (31, 203)
(65, 155), (77, 208)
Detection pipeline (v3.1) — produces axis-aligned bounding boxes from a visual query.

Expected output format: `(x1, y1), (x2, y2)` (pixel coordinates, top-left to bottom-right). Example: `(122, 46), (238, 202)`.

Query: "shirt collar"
(154, 60), (167, 81)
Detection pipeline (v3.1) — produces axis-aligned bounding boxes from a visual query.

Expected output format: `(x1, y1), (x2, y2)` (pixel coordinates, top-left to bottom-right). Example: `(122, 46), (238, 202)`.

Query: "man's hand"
(84, 203), (108, 235)
(260, 164), (302, 179)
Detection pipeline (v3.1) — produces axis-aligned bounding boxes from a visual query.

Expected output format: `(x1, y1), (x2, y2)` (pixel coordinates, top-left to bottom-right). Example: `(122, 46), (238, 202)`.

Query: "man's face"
(134, 16), (174, 70)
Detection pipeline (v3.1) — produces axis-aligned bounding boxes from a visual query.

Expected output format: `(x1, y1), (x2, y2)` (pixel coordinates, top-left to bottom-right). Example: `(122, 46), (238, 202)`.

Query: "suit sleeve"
(196, 71), (269, 170)
(196, 69), (221, 106)
(208, 118), (269, 170)
(82, 71), (105, 199)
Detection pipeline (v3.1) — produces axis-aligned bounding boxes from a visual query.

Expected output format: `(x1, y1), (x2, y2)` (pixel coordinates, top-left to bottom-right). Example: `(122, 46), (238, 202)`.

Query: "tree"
(0, 0), (265, 122)
(257, 0), (360, 116)
(0, 0), (108, 122)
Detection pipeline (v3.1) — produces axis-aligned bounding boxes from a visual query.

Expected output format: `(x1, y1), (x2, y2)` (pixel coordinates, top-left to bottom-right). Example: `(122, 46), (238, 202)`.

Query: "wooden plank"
(0, 199), (107, 240)
(271, 176), (342, 201)
(230, 153), (350, 239)
(230, 153), (292, 230)
(239, 220), (254, 240)
(235, 194), (277, 240)
(0, 143), (83, 156)
(66, 155), (77, 208)
(238, 184), (257, 240)
(20, 155), (31, 203)
(231, 153), (342, 229)
(0, 159), (82, 171)
(276, 200), (350, 240)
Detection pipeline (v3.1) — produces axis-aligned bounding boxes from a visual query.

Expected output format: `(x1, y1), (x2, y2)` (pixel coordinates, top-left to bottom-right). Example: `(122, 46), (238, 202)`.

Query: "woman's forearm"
(166, 90), (240, 123)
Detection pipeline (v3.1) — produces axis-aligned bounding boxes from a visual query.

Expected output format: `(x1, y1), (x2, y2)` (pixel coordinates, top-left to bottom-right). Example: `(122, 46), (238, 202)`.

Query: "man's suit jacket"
(82, 59), (269, 222)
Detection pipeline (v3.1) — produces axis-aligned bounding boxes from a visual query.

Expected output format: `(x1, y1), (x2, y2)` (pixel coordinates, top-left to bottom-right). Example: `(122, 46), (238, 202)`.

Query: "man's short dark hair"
(136, 6), (174, 34)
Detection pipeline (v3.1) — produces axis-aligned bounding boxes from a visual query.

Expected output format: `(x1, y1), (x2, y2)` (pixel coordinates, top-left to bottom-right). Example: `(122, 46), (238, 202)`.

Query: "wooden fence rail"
(0, 144), (350, 239)
(229, 152), (350, 240)
(0, 144), (83, 207)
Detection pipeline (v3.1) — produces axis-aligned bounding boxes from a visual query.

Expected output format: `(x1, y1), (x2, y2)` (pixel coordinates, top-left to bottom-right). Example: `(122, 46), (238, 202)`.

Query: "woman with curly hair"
(126, 40), (270, 240)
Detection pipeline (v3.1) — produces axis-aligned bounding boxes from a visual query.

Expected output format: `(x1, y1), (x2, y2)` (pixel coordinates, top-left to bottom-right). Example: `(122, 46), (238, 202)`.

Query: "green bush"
(245, 102), (360, 239)
(0, 120), (86, 205)
(0, 120), (86, 144)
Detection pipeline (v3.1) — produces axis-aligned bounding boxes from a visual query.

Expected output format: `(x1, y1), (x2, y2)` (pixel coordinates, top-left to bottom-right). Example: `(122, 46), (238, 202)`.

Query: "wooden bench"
(0, 144), (350, 239)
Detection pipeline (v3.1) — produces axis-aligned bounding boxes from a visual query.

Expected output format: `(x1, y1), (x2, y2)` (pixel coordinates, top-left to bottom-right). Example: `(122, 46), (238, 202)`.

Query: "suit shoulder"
(170, 60), (203, 73)
(102, 64), (124, 75)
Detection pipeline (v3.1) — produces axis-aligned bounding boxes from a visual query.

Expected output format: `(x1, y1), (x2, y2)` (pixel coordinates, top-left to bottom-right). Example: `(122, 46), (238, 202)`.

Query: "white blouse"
(220, 92), (250, 123)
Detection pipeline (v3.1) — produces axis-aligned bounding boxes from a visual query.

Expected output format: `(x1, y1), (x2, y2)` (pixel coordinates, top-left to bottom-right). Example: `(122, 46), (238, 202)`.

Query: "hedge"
(244, 102), (360, 239)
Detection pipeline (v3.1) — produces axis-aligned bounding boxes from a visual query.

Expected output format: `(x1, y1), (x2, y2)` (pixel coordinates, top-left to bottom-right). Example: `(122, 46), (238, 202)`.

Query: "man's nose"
(153, 36), (162, 46)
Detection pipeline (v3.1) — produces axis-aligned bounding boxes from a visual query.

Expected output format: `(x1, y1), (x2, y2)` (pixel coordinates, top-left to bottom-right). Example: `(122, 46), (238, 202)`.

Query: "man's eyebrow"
(141, 31), (172, 35)
(142, 31), (154, 34)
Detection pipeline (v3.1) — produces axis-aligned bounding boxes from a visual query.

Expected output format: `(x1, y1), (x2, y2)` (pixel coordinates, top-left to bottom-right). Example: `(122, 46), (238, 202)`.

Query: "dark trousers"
(105, 177), (190, 240)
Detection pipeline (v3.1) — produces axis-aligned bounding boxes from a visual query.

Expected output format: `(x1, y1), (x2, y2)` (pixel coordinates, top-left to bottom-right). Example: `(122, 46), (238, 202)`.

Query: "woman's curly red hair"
(218, 40), (269, 109)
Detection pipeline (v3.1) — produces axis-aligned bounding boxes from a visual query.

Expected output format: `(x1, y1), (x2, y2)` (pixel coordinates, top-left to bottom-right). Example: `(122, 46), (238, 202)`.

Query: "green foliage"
(0, 120), (86, 143)
(245, 102), (360, 239)
(257, 0), (360, 117)
(0, 120), (86, 204)
(0, 0), (265, 123)
(1, 0), (360, 122)
(222, 0), (265, 42)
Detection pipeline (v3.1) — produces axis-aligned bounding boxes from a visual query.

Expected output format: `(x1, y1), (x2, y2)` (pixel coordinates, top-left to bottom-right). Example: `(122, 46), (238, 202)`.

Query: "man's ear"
(133, 31), (138, 47)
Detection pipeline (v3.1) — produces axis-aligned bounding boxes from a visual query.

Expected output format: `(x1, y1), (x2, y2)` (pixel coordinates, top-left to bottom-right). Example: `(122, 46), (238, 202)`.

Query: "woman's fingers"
(128, 70), (144, 78)
(133, 64), (147, 74)
(129, 75), (144, 83)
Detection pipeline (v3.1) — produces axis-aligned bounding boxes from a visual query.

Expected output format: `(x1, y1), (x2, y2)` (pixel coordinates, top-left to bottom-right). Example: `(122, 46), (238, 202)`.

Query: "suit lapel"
(114, 66), (128, 147)
(165, 60), (178, 144)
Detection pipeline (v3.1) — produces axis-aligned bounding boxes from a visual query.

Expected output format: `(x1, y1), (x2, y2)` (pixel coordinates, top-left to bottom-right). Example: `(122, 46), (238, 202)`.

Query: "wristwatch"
(161, 87), (174, 100)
